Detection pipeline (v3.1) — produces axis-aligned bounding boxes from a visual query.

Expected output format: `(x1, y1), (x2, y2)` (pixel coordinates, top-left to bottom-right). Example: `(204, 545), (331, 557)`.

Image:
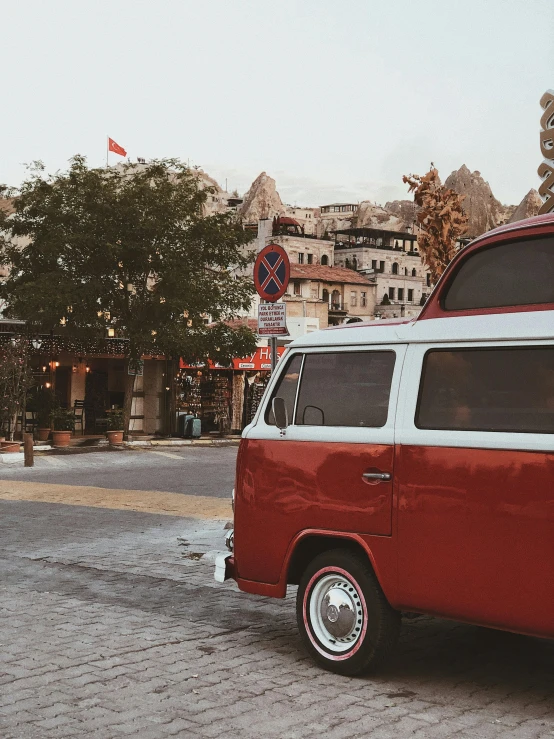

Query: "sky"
(2, 0), (553, 208)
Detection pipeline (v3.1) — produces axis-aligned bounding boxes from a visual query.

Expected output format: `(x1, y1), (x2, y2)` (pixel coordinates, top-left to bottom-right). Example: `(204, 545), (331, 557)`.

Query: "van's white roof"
(289, 311), (554, 348)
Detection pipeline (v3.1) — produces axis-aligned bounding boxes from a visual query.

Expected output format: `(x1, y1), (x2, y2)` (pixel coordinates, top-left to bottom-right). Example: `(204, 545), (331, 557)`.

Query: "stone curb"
(126, 438), (241, 448)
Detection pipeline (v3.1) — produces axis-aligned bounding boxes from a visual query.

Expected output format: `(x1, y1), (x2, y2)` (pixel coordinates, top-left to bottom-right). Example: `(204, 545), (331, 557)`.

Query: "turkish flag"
(108, 137), (127, 157)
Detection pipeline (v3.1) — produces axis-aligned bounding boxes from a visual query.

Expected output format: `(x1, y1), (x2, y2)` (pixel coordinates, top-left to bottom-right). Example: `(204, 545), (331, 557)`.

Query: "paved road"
(0, 447), (237, 497)
(1, 496), (554, 738)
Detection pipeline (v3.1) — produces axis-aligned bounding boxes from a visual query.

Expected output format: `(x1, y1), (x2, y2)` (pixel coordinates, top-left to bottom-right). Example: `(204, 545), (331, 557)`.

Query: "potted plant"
(106, 409), (124, 445)
(35, 387), (56, 441)
(51, 408), (75, 448)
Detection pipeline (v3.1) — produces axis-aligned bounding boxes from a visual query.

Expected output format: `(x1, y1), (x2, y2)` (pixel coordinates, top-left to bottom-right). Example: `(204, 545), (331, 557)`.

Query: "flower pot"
(37, 428), (51, 442)
(0, 441), (20, 453)
(52, 431), (72, 448)
(106, 430), (124, 445)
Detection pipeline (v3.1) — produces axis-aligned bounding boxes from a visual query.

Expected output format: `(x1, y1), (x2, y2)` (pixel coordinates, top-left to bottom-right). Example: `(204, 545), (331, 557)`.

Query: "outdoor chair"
(16, 411), (37, 435)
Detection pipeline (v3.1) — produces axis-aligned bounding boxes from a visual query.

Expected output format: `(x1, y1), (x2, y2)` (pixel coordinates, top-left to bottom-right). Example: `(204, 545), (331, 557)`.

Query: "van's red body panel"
(234, 438), (395, 584)
(395, 445), (554, 638)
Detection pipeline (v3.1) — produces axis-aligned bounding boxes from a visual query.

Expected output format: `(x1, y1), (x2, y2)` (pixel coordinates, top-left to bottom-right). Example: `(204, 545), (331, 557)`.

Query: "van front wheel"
(296, 549), (400, 676)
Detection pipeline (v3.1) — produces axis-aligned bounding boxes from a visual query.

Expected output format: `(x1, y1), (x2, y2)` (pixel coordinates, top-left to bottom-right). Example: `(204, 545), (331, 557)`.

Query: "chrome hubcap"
(320, 587), (356, 638)
(309, 574), (364, 653)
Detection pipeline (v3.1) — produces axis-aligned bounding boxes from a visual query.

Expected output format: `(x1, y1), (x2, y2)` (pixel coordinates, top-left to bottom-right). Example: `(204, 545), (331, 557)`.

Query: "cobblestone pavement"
(1, 499), (553, 739)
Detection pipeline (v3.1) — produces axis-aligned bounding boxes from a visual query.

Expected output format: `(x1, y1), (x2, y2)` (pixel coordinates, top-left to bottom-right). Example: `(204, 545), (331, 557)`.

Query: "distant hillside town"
(189, 163), (542, 335)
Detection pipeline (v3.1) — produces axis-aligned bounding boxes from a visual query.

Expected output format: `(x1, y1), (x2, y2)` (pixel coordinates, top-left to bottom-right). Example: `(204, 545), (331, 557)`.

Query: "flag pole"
(106, 136), (109, 167)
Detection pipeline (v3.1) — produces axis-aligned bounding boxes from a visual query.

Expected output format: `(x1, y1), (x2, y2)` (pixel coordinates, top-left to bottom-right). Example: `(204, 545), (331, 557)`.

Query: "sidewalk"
(0, 434), (241, 463)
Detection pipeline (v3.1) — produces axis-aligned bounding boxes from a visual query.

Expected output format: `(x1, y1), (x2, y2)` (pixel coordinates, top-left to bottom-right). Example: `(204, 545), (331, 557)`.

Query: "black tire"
(296, 548), (400, 676)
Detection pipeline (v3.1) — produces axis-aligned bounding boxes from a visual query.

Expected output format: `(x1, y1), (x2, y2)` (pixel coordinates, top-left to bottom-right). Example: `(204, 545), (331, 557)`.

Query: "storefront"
(178, 347), (286, 434)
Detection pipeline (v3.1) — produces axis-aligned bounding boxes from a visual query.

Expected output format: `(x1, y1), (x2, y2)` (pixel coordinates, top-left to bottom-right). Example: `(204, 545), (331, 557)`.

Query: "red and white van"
(215, 213), (554, 675)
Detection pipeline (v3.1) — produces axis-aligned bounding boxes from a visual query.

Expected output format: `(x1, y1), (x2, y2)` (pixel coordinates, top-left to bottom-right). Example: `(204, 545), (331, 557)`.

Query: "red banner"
(180, 346), (286, 372)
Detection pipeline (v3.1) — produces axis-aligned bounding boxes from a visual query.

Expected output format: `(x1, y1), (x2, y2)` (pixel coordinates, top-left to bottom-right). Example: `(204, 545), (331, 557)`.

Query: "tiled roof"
(290, 264), (372, 286)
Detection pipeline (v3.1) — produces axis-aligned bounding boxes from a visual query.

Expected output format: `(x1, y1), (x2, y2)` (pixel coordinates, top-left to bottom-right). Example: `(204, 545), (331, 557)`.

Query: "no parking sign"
(253, 244), (290, 302)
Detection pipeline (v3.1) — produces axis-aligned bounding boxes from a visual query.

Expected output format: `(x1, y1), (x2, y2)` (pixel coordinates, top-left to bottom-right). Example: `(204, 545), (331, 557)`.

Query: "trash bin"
(184, 416), (201, 439)
(176, 413), (193, 438)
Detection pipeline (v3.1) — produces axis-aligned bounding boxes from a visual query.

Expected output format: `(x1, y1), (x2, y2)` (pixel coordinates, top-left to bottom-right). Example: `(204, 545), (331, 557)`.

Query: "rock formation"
(444, 165), (510, 237)
(384, 200), (420, 231)
(239, 172), (285, 223)
(354, 201), (405, 231)
(507, 189), (543, 224)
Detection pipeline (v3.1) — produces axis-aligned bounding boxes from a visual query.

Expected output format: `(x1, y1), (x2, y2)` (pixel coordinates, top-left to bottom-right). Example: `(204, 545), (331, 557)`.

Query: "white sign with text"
(258, 302), (289, 336)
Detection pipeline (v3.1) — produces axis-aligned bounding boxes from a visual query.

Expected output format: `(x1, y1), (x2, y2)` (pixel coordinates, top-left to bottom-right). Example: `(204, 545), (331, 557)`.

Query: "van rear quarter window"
(295, 351), (395, 427)
(443, 236), (554, 310)
(416, 347), (554, 433)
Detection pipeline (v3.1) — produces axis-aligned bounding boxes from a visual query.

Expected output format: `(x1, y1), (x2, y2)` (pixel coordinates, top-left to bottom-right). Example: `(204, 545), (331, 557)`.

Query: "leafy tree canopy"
(0, 156), (257, 362)
(0, 156), (258, 431)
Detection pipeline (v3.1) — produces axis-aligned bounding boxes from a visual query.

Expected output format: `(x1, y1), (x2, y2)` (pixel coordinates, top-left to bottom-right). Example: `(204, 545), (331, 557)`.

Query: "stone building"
(333, 227), (430, 319)
(283, 206), (319, 235)
(286, 264), (375, 326)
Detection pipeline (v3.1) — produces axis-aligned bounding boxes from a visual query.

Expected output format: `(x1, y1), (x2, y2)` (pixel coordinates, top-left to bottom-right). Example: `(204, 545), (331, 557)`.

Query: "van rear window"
(416, 347), (554, 433)
(295, 351), (395, 427)
(443, 237), (554, 311)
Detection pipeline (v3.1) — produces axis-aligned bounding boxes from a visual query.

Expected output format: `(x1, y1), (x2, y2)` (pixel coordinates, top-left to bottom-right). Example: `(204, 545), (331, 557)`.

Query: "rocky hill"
(384, 200), (419, 231)
(444, 165), (513, 238)
(507, 189), (543, 224)
(239, 172), (285, 223)
(354, 201), (405, 231)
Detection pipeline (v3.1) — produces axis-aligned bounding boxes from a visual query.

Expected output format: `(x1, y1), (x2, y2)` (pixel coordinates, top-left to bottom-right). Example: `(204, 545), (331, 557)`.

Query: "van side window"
(416, 347), (554, 433)
(266, 354), (303, 425)
(443, 237), (554, 310)
(295, 352), (395, 427)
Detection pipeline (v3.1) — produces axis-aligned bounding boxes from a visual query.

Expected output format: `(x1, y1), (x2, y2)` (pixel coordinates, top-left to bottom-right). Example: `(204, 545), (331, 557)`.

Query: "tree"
(403, 166), (468, 284)
(0, 157), (258, 434)
(0, 336), (34, 440)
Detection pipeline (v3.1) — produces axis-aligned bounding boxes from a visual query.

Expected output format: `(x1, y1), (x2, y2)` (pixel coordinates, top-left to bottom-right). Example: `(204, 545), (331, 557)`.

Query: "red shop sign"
(180, 346), (285, 372)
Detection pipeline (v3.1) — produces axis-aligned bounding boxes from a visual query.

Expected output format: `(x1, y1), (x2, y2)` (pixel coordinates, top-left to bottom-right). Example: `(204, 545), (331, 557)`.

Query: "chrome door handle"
(362, 472), (391, 481)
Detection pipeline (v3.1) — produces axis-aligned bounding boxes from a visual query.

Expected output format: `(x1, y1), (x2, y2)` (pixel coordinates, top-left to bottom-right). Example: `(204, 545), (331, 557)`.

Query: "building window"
(298, 253), (304, 264)
(372, 260), (377, 271)
(392, 262), (399, 275)
(405, 267), (408, 276)
(412, 268), (417, 277)
(307, 253), (313, 264)
(360, 291), (367, 307)
(322, 289), (329, 304)
(352, 257), (357, 270)
(294, 281), (301, 296)
(321, 254), (329, 266)
(398, 288), (404, 301)
(350, 291), (357, 307)
(426, 273), (431, 286)
(311, 285), (318, 299)
(345, 258), (351, 269)
(380, 261), (385, 272)
(408, 289), (414, 302)
(388, 287), (395, 300)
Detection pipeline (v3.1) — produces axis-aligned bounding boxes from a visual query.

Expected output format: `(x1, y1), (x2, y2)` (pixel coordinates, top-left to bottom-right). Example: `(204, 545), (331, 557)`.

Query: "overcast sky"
(3, 0), (553, 207)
